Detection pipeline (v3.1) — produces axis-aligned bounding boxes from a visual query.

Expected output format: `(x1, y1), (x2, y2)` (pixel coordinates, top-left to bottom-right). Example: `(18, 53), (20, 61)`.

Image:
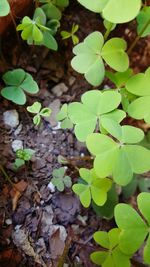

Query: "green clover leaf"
(0, 0), (10, 16)
(68, 90), (125, 141)
(51, 167), (72, 192)
(115, 192), (150, 263)
(86, 119), (150, 186)
(126, 67), (150, 124)
(91, 228), (131, 267)
(27, 101), (51, 126)
(61, 23), (79, 45)
(17, 8), (58, 50)
(71, 32), (129, 86)
(1, 69), (39, 105)
(72, 168), (112, 208)
(77, 0), (141, 23)
(56, 104), (73, 129)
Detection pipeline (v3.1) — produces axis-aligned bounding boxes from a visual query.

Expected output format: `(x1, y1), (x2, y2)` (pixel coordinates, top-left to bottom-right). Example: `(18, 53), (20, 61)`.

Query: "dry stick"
(127, 18), (150, 55)
(0, 164), (15, 186)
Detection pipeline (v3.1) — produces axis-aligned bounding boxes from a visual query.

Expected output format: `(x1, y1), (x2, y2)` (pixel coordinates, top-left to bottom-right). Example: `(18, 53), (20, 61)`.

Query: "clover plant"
(1, 69), (39, 105)
(91, 228), (131, 267)
(91, 192), (150, 266)
(13, 148), (35, 170)
(56, 104), (73, 129)
(0, 0), (10, 17)
(67, 90), (126, 141)
(39, 0), (69, 20)
(71, 31), (129, 86)
(86, 119), (150, 186)
(17, 7), (58, 50)
(51, 167), (72, 191)
(27, 101), (51, 126)
(61, 23), (79, 45)
(72, 168), (112, 208)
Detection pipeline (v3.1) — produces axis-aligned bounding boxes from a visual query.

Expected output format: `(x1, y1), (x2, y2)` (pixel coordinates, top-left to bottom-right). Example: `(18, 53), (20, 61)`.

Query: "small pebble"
(52, 83), (68, 97)
(3, 110), (19, 128)
(5, 219), (12, 225)
(47, 182), (55, 193)
(12, 140), (23, 152)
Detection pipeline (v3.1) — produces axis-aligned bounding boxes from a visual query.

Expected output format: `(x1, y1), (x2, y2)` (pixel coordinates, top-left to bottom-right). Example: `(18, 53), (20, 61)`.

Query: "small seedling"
(13, 148), (35, 170)
(17, 7), (58, 50)
(56, 104), (73, 129)
(61, 23), (79, 45)
(0, 0), (10, 17)
(51, 167), (72, 192)
(27, 101), (51, 126)
(72, 168), (112, 208)
(1, 69), (39, 105)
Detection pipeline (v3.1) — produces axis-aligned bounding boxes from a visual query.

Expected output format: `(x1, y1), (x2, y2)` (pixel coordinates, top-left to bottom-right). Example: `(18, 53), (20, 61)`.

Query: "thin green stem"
(127, 18), (150, 55)
(0, 164), (14, 186)
(104, 23), (113, 41)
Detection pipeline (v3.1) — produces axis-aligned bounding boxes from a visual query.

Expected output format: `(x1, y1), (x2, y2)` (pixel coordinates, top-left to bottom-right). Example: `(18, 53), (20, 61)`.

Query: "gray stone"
(12, 140), (23, 152)
(52, 83), (68, 97)
(3, 110), (19, 128)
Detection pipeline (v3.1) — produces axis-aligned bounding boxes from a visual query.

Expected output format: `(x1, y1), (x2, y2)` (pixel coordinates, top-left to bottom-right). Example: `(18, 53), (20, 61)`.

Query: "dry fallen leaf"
(10, 180), (28, 211)
(49, 225), (67, 260)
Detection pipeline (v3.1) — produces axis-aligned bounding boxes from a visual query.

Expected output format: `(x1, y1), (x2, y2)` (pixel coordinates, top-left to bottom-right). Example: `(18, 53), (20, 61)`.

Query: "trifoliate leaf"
(72, 32), (129, 85)
(68, 90), (122, 141)
(86, 122), (150, 186)
(1, 69), (39, 105)
(72, 168), (112, 208)
(91, 228), (131, 267)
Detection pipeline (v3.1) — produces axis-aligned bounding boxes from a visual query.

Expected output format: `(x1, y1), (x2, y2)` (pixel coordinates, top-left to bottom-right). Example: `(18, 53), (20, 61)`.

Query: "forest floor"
(0, 2), (150, 267)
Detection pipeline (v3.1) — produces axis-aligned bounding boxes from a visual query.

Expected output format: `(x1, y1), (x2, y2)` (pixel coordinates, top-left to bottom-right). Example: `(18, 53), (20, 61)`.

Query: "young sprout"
(14, 148), (35, 170)
(27, 101), (51, 126)
(61, 23), (79, 45)
(51, 167), (72, 192)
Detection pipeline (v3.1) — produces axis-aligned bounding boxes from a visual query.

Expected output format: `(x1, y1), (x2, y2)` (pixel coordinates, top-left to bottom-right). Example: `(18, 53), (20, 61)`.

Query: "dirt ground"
(0, 2), (150, 267)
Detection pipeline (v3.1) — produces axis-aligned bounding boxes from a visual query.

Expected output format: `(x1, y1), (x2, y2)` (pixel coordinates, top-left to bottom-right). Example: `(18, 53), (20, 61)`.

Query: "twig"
(127, 18), (150, 55)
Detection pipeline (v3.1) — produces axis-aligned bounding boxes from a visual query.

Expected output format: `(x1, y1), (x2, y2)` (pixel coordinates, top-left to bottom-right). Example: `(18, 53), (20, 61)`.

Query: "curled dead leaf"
(10, 180), (28, 211)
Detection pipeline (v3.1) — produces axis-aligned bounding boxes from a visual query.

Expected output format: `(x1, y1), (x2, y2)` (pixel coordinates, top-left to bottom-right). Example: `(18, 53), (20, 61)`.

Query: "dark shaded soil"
(0, 2), (150, 267)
